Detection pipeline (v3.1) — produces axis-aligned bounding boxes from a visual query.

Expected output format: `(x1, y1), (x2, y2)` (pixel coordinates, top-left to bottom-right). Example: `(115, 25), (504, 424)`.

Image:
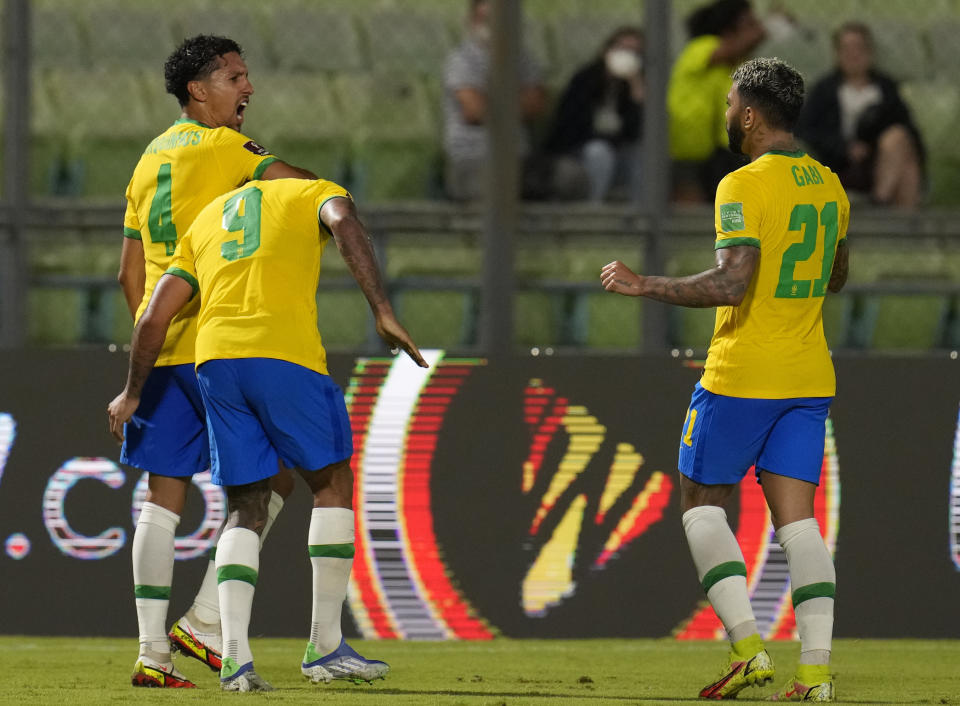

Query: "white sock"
(189, 492), (284, 627)
(307, 508), (355, 656)
(682, 506), (757, 644)
(776, 518), (835, 664)
(133, 502), (180, 659)
(216, 527), (260, 673)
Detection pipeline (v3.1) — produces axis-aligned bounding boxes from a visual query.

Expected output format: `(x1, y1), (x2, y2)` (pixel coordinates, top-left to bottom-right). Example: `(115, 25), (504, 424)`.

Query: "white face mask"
(605, 48), (642, 79)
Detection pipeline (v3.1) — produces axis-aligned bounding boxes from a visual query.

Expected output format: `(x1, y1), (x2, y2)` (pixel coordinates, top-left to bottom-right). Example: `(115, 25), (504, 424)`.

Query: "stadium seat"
(31, 1), (87, 69)
(28, 288), (84, 345)
(243, 73), (350, 185)
(756, 29), (833, 84)
(900, 81), (960, 206)
(385, 233), (480, 278)
(821, 294), (852, 349)
(270, 5), (367, 73)
(394, 289), (476, 348)
(316, 288), (371, 349)
(30, 70), (73, 196)
(83, 3), (176, 70)
(871, 21), (930, 82)
(865, 294), (948, 350)
(585, 292), (642, 349)
(173, 2), (273, 71)
(515, 291), (559, 346)
(365, 10), (455, 76)
(927, 21), (960, 84)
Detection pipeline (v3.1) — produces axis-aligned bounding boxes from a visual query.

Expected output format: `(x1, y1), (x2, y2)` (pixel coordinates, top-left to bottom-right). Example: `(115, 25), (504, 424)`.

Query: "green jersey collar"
(763, 149), (806, 158)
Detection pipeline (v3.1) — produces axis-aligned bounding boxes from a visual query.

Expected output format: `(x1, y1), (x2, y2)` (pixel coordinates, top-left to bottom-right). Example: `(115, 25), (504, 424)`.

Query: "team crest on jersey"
(243, 140), (270, 156)
(719, 202), (745, 231)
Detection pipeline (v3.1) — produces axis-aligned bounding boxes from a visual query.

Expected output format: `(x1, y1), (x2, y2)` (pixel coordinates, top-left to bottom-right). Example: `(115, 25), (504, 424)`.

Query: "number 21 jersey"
(123, 118), (277, 366)
(701, 150), (850, 399)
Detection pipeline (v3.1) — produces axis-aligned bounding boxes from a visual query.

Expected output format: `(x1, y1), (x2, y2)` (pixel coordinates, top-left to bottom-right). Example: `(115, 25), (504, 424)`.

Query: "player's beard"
(726, 120), (745, 155)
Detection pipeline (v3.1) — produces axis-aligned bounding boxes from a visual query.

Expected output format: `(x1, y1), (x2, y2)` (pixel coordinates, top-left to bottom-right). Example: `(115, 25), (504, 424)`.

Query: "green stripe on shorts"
(701, 561), (747, 594)
(792, 581), (835, 608)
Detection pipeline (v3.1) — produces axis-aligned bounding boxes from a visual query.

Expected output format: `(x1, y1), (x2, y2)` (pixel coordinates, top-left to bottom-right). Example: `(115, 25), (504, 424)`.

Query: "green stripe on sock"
(792, 581), (835, 608)
(217, 564), (258, 587)
(309, 543), (355, 559)
(701, 561), (747, 594)
(134, 584), (170, 600)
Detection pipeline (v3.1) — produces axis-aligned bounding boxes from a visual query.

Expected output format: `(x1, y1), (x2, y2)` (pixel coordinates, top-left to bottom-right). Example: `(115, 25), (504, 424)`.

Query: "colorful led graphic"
(346, 351), (494, 640)
(520, 380), (676, 617)
(43, 457), (127, 560)
(674, 418), (841, 640)
(950, 403), (960, 571)
(5, 532), (30, 560)
(0, 413), (14, 488)
(132, 471), (226, 560)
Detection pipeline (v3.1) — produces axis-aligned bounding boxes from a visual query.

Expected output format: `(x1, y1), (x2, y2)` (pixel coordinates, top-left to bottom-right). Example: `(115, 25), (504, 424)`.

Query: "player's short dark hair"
(687, 0), (751, 38)
(731, 57), (805, 131)
(164, 35), (243, 107)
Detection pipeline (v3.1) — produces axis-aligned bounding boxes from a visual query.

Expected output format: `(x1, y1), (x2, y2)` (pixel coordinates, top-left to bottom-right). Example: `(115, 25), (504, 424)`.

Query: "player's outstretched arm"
(260, 159), (318, 180)
(118, 237), (146, 319)
(601, 245), (759, 308)
(107, 274), (194, 441)
(321, 198), (428, 368)
(827, 240), (849, 293)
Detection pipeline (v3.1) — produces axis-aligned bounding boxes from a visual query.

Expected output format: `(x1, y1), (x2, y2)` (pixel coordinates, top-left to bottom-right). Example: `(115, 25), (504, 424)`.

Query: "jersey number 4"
(775, 201), (839, 299)
(148, 163), (178, 256)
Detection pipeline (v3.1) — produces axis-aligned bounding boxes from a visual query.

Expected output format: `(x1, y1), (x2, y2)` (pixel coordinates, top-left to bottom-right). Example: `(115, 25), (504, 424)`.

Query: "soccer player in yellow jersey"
(108, 177), (426, 691)
(117, 35), (319, 688)
(603, 58), (849, 702)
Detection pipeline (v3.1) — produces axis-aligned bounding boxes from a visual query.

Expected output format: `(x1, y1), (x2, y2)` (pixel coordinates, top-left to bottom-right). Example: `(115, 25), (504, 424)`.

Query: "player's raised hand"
(601, 260), (643, 296)
(107, 392), (140, 443)
(375, 314), (428, 368)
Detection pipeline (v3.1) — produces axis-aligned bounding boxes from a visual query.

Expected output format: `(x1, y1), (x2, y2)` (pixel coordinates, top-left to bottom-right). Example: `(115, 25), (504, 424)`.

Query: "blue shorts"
(678, 382), (832, 486)
(120, 363), (209, 478)
(196, 358), (353, 487)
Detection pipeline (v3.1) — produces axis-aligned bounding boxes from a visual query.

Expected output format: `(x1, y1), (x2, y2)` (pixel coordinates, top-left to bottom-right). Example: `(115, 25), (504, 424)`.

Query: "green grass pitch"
(1, 637), (959, 704)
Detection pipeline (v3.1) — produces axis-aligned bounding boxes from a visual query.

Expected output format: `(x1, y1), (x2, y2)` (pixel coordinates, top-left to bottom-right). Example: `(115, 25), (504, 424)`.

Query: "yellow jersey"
(123, 118), (278, 366)
(166, 178), (351, 375)
(667, 35), (731, 161)
(700, 150), (850, 399)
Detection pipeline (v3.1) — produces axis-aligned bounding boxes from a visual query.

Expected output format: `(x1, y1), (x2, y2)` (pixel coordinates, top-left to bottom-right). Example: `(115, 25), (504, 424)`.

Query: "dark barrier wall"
(0, 350), (958, 639)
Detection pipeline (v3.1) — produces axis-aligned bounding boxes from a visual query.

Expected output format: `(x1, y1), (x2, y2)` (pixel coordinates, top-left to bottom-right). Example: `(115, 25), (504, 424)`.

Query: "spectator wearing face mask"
(544, 27), (645, 202)
(442, 0), (548, 201)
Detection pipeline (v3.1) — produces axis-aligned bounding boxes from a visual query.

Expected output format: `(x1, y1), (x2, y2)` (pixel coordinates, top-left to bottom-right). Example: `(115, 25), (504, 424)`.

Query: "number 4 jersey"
(166, 178), (351, 376)
(701, 150), (850, 399)
(123, 118), (278, 366)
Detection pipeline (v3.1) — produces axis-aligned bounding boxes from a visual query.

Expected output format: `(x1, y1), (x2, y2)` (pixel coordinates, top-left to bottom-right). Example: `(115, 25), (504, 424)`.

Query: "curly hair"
(164, 35), (243, 107)
(731, 57), (805, 131)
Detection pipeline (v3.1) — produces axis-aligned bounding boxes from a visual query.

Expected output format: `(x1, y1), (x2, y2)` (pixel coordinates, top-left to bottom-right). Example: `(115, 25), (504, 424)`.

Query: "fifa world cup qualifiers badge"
(719, 202), (745, 232)
(243, 140), (270, 156)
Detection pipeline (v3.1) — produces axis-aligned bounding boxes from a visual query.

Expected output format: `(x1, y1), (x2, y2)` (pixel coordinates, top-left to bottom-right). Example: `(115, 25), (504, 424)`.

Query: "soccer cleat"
(699, 649), (775, 700)
(169, 614), (222, 672)
(131, 658), (196, 688)
(220, 658), (274, 692)
(301, 638), (390, 684)
(769, 677), (835, 701)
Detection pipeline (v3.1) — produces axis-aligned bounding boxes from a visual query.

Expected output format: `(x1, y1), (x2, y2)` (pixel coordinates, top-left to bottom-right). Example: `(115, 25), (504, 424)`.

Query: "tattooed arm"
(600, 245), (759, 307)
(321, 197), (427, 367)
(107, 274), (193, 441)
(827, 239), (849, 293)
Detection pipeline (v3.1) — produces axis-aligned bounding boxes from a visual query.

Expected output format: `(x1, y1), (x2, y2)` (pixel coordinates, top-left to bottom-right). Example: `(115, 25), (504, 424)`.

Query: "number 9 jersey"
(701, 150), (850, 399)
(122, 118), (278, 366)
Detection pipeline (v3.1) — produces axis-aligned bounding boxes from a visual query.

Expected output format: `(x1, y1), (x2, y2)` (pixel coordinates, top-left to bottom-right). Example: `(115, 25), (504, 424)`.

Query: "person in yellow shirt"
(117, 34), (319, 688)
(602, 58), (848, 702)
(668, 0), (765, 201)
(108, 177), (425, 692)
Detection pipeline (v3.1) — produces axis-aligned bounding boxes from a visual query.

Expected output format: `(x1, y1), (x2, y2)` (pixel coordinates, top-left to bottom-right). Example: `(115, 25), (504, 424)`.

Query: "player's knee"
(225, 479), (272, 533)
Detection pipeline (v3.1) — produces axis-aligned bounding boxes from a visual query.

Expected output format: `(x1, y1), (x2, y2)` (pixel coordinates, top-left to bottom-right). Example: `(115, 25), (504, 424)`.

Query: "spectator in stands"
(442, 0), (548, 201)
(797, 22), (924, 208)
(668, 0), (766, 202)
(544, 27), (645, 203)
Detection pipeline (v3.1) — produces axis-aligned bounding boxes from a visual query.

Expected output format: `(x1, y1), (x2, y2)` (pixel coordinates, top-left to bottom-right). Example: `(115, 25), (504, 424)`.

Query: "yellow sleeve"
(312, 179), (353, 235)
(165, 230), (199, 298)
(210, 128), (279, 186)
(123, 179), (142, 240)
(714, 172), (762, 250)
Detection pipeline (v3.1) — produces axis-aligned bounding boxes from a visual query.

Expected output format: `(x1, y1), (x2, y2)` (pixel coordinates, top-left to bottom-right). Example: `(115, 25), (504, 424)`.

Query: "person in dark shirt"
(545, 27), (644, 202)
(797, 21), (923, 208)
